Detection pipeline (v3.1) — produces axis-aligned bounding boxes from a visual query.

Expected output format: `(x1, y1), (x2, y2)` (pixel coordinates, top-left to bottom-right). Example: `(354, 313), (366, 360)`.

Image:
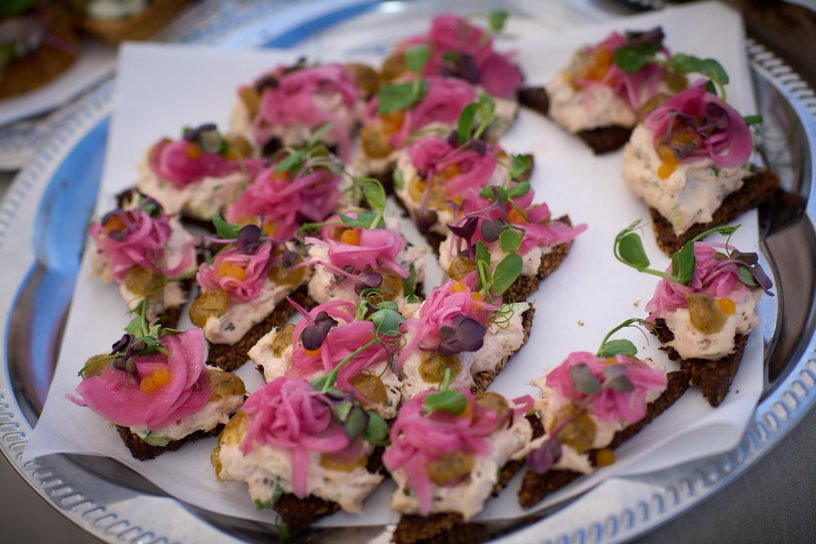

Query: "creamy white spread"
(390, 414), (532, 518)
(664, 289), (761, 360)
(438, 236), (546, 278)
(306, 240), (426, 316)
(547, 72), (639, 133)
(218, 435), (383, 513)
(623, 125), (752, 235)
(130, 369), (244, 442)
(136, 159), (248, 221)
(393, 149), (511, 236)
(249, 337), (402, 419)
(87, 0), (147, 19)
(400, 302), (530, 400)
(524, 357), (665, 474)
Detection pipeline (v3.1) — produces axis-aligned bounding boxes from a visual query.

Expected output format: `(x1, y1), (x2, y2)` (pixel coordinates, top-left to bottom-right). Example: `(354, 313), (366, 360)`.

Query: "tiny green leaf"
(597, 339), (638, 358)
(392, 168), (405, 190)
(370, 307), (405, 336)
(404, 45), (431, 75)
(507, 180), (531, 198)
(334, 400), (353, 422)
(423, 389), (468, 415)
(307, 123), (334, 147)
(212, 212), (241, 239)
(743, 114), (763, 126)
(671, 241), (696, 285)
(603, 365), (635, 392)
(477, 92), (496, 127)
(618, 232), (650, 269)
(738, 266), (757, 287)
(402, 262), (417, 297)
(509, 155), (532, 181)
(274, 147), (307, 173)
(499, 229), (521, 253)
(457, 103), (478, 145)
(364, 411), (390, 445)
(377, 79), (429, 114)
(492, 253), (523, 295)
(344, 406), (369, 439)
(614, 47), (651, 74)
(362, 178), (386, 213)
(569, 363), (602, 394)
(475, 240), (491, 267)
(488, 10), (509, 33)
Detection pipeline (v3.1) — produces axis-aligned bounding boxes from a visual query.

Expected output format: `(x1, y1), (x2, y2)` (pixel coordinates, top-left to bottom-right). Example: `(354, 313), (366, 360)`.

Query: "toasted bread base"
(503, 215), (576, 302)
(116, 424), (222, 461)
(393, 415), (544, 544)
(517, 86), (550, 117)
(206, 286), (312, 371)
(518, 369), (689, 509)
(650, 168), (780, 255)
(78, 0), (190, 44)
(472, 305), (535, 393)
(654, 318), (747, 407)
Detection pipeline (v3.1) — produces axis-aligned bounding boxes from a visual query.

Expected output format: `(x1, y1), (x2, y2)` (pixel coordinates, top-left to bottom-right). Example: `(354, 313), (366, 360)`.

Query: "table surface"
(2, 1), (816, 542)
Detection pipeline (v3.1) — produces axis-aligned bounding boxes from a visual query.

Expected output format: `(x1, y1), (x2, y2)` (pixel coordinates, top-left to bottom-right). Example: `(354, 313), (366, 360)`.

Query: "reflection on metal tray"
(1, 1), (815, 543)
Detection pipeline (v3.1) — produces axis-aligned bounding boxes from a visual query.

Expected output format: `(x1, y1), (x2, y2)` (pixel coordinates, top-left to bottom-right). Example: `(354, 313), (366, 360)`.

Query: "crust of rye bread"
(503, 215), (575, 302)
(650, 168), (780, 255)
(516, 86), (632, 154)
(472, 305), (535, 393)
(653, 318), (747, 407)
(206, 286), (313, 371)
(273, 446), (386, 533)
(518, 368), (690, 509)
(393, 415), (545, 544)
(116, 424), (223, 461)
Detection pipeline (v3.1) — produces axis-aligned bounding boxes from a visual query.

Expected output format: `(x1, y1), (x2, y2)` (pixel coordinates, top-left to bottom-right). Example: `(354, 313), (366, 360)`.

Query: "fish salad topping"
(384, 387), (534, 518)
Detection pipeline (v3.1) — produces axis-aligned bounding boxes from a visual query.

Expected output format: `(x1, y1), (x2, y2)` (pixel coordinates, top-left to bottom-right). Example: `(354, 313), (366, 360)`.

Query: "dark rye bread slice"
(393, 415), (545, 544)
(116, 424), (223, 461)
(472, 305), (536, 393)
(273, 446), (385, 534)
(206, 286), (313, 371)
(517, 85), (632, 154)
(654, 318), (747, 407)
(503, 215), (576, 302)
(650, 168), (780, 255)
(518, 368), (690, 509)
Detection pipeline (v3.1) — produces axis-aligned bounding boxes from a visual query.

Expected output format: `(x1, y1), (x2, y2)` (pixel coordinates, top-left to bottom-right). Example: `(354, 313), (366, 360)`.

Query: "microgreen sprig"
(377, 45), (431, 114)
(596, 318), (654, 358)
(423, 367), (468, 415)
(274, 123), (338, 174)
(456, 93), (497, 145)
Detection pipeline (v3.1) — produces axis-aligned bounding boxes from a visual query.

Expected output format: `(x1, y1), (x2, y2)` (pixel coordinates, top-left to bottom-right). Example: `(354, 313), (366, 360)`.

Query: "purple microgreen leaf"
(415, 208), (439, 233)
(480, 218), (504, 243)
(603, 364), (635, 392)
(110, 333), (132, 354)
(301, 316), (337, 351)
(439, 316), (486, 355)
(569, 363), (602, 395)
(354, 271), (384, 294)
(471, 139), (487, 156)
(237, 224), (263, 254)
(526, 438), (562, 475)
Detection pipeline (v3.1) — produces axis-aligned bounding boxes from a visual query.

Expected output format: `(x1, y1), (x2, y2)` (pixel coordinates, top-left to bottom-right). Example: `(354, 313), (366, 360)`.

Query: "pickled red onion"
(646, 242), (750, 319)
(406, 136), (498, 197)
(240, 377), (350, 497)
(545, 351), (667, 423)
(70, 329), (210, 429)
(197, 240), (273, 302)
(148, 138), (265, 189)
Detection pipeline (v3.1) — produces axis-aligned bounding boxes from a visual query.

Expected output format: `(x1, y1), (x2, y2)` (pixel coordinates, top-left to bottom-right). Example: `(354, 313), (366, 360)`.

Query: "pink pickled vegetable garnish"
(197, 240), (273, 302)
(226, 165), (341, 242)
(286, 301), (398, 404)
(397, 14), (523, 98)
(365, 76), (476, 149)
(451, 187), (587, 256)
(250, 64), (359, 160)
(646, 242), (750, 319)
(240, 376), (350, 497)
(546, 351), (667, 423)
(398, 279), (496, 370)
(70, 329), (211, 429)
(406, 136), (498, 197)
(148, 138), (265, 189)
(571, 32), (668, 112)
(89, 209), (197, 282)
(314, 216), (409, 277)
(383, 389), (531, 515)
(644, 80), (753, 168)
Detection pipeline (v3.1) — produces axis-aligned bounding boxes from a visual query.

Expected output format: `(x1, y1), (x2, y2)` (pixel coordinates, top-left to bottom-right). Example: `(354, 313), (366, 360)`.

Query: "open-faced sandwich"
(622, 80), (778, 254)
(385, 379), (540, 544)
(0, 0), (78, 99)
(212, 375), (390, 533)
(526, 27), (692, 154)
(614, 222), (773, 406)
(231, 59), (368, 160)
(439, 181), (586, 300)
(380, 11), (523, 99)
(190, 219), (311, 371)
(72, 0), (189, 44)
(225, 138), (348, 243)
(71, 308), (245, 460)
(392, 94), (528, 247)
(357, 49), (517, 186)
(299, 178), (425, 312)
(137, 123), (265, 223)
(398, 267), (533, 399)
(249, 298), (404, 419)
(518, 320), (687, 508)
(89, 191), (199, 327)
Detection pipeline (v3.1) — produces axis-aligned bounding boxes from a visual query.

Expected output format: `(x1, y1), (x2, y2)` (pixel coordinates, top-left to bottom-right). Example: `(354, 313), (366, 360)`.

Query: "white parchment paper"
(26, 1), (766, 527)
